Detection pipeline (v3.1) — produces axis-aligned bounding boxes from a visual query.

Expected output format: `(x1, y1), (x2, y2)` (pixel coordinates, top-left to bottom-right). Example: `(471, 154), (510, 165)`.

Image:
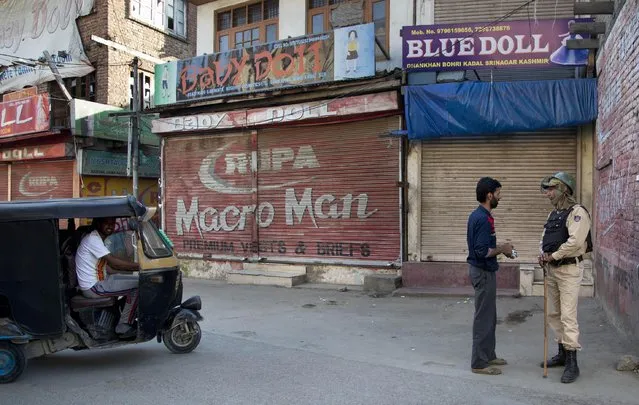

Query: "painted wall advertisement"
(0, 0), (95, 93)
(11, 160), (74, 200)
(402, 18), (592, 71)
(71, 99), (160, 146)
(0, 94), (51, 137)
(163, 119), (401, 263)
(154, 23), (375, 106)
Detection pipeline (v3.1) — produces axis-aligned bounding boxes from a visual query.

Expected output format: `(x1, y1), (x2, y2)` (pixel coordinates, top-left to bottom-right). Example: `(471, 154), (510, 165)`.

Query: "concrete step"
(227, 269), (307, 288)
(532, 281), (594, 297)
(242, 263), (307, 274)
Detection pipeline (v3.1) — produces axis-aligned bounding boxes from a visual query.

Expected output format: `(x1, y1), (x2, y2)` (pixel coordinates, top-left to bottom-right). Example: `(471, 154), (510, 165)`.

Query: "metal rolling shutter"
(434, 0), (575, 24)
(257, 116), (401, 263)
(420, 129), (578, 263)
(11, 160), (74, 200)
(0, 165), (8, 201)
(164, 132), (256, 259)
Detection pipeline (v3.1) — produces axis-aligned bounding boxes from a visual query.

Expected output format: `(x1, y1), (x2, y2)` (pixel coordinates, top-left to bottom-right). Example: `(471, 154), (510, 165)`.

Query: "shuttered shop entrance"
(164, 116), (401, 264)
(11, 160), (74, 200)
(420, 130), (578, 263)
(0, 165), (7, 201)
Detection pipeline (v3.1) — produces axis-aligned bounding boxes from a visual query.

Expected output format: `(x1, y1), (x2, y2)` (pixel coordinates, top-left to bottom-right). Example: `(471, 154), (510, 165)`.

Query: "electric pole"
(109, 57), (143, 200)
(130, 57), (140, 197)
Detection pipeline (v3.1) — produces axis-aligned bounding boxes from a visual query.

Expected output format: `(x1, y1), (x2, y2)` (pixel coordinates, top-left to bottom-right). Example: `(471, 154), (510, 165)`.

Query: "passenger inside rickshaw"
(60, 217), (140, 338)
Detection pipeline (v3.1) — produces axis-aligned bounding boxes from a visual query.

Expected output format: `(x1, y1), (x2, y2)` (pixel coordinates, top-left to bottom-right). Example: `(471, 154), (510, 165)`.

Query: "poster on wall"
(333, 23), (376, 80)
(402, 18), (592, 71)
(0, 0), (95, 93)
(154, 23), (376, 106)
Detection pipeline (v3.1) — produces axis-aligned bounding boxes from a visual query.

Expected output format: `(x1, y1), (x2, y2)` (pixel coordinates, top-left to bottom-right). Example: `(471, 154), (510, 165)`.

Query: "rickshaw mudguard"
(163, 306), (203, 332)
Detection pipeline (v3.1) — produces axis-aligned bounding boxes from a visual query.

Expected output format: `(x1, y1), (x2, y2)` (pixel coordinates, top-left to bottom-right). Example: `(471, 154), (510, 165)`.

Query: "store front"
(156, 91), (404, 283)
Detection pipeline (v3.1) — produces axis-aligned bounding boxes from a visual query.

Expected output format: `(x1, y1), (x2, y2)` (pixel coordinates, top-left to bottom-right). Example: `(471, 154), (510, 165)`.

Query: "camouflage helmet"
(541, 172), (576, 195)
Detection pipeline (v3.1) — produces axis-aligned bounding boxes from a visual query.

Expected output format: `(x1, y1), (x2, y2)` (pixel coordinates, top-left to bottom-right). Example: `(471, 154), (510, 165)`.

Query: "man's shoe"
(471, 366), (502, 375)
(561, 350), (580, 383)
(540, 343), (566, 368)
(488, 358), (508, 366)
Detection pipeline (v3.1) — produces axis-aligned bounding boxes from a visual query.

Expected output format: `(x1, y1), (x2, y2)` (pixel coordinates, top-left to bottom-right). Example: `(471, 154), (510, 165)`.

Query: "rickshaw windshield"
(140, 221), (173, 258)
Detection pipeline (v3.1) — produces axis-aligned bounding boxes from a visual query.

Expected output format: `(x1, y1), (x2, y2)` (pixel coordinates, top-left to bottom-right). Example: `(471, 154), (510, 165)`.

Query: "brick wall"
(105, 0), (197, 108)
(72, 0), (196, 108)
(595, 0), (639, 339)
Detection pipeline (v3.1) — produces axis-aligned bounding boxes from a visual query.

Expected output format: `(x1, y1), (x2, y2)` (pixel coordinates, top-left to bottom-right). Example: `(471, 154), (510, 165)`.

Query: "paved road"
(4, 279), (638, 405)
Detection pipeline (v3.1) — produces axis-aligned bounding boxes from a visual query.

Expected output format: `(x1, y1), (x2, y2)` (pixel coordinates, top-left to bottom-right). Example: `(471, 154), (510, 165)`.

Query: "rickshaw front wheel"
(163, 320), (202, 354)
(0, 342), (26, 384)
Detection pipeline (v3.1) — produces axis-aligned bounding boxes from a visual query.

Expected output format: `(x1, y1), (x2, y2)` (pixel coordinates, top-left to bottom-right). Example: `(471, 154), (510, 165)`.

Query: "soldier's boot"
(561, 350), (580, 383)
(540, 343), (566, 368)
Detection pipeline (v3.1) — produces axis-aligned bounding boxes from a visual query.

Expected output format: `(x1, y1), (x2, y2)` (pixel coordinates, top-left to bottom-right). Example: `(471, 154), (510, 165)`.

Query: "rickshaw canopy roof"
(0, 195), (148, 222)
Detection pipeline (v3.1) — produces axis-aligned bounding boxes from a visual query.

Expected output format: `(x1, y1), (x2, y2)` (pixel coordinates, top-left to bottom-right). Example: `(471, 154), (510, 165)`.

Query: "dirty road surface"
(4, 279), (638, 405)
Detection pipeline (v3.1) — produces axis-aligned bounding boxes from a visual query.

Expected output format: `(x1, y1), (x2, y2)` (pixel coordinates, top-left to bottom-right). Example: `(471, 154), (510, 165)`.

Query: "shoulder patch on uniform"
(574, 215), (581, 222)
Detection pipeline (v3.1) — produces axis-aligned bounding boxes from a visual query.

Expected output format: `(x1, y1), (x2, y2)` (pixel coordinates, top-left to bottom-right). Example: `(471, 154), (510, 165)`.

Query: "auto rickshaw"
(0, 196), (203, 383)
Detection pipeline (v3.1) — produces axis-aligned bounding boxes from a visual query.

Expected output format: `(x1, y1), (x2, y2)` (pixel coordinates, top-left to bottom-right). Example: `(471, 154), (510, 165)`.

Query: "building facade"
(153, 0), (600, 291)
(0, 0), (197, 207)
(594, 0), (639, 339)
(401, 0), (597, 297)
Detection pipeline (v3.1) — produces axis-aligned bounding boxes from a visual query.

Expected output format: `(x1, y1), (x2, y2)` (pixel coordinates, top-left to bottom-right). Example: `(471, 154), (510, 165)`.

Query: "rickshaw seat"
(61, 226), (117, 311)
(70, 295), (116, 311)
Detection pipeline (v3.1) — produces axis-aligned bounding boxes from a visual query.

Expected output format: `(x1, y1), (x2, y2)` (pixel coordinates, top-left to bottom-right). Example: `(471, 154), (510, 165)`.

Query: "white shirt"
(75, 230), (111, 290)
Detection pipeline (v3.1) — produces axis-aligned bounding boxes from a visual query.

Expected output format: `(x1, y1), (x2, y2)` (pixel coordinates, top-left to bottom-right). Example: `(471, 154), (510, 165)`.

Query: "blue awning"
(403, 79), (597, 140)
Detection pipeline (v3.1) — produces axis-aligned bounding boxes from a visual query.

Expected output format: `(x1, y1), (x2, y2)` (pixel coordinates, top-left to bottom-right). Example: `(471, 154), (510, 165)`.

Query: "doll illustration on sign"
(550, 20), (590, 66)
(346, 30), (359, 73)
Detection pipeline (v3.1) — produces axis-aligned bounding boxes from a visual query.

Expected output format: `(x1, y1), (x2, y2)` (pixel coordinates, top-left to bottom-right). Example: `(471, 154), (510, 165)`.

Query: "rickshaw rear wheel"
(163, 320), (202, 354)
(0, 342), (26, 384)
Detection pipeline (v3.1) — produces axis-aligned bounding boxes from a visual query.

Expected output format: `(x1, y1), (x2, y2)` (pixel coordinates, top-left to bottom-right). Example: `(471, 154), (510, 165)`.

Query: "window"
(140, 221), (173, 258)
(215, 0), (279, 52)
(307, 0), (389, 59)
(130, 0), (187, 37)
(64, 72), (96, 101)
(129, 70), (154, 110)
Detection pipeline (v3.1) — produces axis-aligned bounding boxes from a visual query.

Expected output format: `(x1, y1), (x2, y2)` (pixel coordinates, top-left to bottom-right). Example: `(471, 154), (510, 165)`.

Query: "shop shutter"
(163, 116), (402, 264)
(11, 160), (74, 200)
(420, 129), (578, 263)
(0, 164), (8, 201)
(163, 132), (257, 259)
(434, 0), (575, 24)
(257, 116), (401, 263)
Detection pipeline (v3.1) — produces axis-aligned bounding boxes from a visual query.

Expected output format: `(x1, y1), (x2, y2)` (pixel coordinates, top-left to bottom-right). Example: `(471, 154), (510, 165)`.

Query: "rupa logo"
(18, 172), (58, 197)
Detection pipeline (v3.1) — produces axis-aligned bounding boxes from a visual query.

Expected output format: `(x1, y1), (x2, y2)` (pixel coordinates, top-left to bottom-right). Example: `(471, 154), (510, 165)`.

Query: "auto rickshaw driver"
(75, 217), (140, 337)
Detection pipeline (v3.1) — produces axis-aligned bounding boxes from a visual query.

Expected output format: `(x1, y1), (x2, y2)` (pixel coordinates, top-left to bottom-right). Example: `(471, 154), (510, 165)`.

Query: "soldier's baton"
(543, 263), (548, 379)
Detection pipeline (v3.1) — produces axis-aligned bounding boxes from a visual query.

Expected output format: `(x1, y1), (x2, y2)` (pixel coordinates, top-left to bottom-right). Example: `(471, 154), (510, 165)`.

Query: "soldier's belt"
(552, 255), (583, 266)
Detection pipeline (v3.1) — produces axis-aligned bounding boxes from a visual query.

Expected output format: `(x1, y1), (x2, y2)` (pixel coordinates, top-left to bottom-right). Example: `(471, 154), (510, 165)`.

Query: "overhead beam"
(566, 39), (600, 50)
(574, 2), (614, 15)
(569, 22), (607, 35)
(91, 35), (166, 65)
